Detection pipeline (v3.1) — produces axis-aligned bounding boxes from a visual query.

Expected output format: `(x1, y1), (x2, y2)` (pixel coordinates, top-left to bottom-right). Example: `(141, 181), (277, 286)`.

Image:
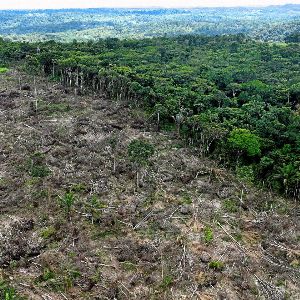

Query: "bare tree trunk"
(113, 155), (116, 174)
(136, 170), (139, 188)
(52, 61), (55, 78)
(34, 76), (37, 97)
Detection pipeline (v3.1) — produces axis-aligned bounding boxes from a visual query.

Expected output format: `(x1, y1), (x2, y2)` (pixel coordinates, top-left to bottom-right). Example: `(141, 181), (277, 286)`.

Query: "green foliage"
(58, 192), (76, 214)
(42, 268), (55, 281)
(228, 128), (261, 157)
(236, 165), (255, 184)
(1, 33), (299, 199)
(121, 261), (138, 271)
(160, 275), (173, 290)
(128, 139), (155, 167)
(208, 260), (225, 271)
(0, 7), (299, 42)
(70, 183), (87, 193)
(94, 228), (121, 239)
(40, 102), (70, 115)
(35, 267), (81, 292)
(41, 226), (56, 239)
(223, 199), (239, 213)
(285, 31), (300, 43)
(0, 67), (8, 73)
(0, 281), (22, 300)
(29, 165), (51, 178)
(27, 152), (51, 178)
(64, 269), (81, 289)
(179, 192), (193, 204)
(203, 226), (214, 243)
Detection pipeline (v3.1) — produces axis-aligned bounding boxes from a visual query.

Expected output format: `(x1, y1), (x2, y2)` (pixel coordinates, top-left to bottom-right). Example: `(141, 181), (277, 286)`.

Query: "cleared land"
(0, 70), (299, 299)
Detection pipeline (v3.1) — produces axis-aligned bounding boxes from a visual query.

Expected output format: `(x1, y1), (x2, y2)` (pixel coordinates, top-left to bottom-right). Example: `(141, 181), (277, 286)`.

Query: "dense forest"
(1, 34), (299, 200)
(0, 5), (300, 42)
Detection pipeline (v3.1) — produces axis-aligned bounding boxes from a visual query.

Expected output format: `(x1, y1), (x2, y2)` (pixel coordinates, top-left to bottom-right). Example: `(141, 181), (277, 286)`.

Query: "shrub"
(128, 139), (155, 187)
(29, 164), (51, 178)
(0, 67), (8, 73)
(208, 260), (225, 271)
(236, 165), (255, 184)
(58, 192), (76, 214)
(203, 226), (213, 243)
(42, 268), (55, 281)
(0, 280), (22, 300)
(128, 139), (155, 167)
(27, 153), (51, 178)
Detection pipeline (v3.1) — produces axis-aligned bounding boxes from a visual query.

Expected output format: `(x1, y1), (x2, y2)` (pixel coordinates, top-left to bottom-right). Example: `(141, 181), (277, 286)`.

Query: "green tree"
(228, 128), (261, 157)
(128, 139), (155, 187)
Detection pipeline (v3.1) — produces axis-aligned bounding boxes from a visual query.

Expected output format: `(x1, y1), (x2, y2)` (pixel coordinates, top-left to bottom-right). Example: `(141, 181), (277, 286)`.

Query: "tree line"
(0, 34), (299, 199)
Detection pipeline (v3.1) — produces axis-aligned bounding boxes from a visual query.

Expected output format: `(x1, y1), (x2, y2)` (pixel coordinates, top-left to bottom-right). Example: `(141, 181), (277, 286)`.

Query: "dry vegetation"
(0, 69), (299, 299)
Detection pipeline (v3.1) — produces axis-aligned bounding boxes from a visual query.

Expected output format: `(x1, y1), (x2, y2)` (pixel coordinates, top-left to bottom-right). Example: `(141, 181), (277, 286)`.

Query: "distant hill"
(0, 5), (299, 42)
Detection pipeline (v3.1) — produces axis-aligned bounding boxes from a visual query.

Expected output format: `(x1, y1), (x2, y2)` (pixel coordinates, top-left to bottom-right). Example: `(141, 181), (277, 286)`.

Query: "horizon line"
(0, 3), (298, 11)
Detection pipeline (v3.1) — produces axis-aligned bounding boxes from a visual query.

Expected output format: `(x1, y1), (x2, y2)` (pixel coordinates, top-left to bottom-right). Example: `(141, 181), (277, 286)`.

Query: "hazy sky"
(0, 0), (299, 10)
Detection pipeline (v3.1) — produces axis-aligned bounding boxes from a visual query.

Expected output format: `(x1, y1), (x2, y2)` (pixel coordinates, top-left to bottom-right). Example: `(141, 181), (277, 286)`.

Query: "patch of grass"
(24, 177), (41, 187)
(39, 101), (70, 115)
(208, 260), (224, 271)
(9, 260), (18, 269)
(121, 261), (138, 271)
(234, 232), (243, 241)
(25, 152), (51, 178)
(63, 269), (81, 290)
(173, 142), (185, 149)
(90, 268), (102, 284)
(290, 259), (300, 268)
(67, 252), (76, 259)
(203, 226), (213, 244)
(236, 165), (255, 184)
(42, 268), (55, 281)
(136, 223), (158, 238)
(41, 226), (56, 239)
(82, 196), (107, 221)
(93, 229), (120, 239)
(88, 195), (107, 209)
(48, 241), (60, 250)
(0, 280), (24, 300)
(223, 198), (239, 213)
(29, 165), (51, 178)
(276, 279), (286, 287)
(179, 192), (193, 204)
(0, 177), (8, 189)
(161, 122), (176, 132)
(70, 183), (87, 193)
(32, 189), (49, 200)
(160, 275), (173, 290)
(36, 266), (81, 292)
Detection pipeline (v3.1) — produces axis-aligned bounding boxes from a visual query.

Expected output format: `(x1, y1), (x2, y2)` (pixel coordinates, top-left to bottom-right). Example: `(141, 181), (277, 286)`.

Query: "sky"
(0, 0), (299, 10)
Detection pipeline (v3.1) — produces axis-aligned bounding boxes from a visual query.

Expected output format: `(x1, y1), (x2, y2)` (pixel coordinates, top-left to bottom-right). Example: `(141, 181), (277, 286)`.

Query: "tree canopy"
(0, 34), (299, 199)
